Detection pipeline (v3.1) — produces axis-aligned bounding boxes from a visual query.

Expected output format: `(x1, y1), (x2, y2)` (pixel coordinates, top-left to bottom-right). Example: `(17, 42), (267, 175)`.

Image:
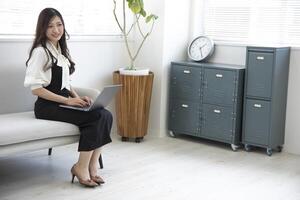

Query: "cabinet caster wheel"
(267, 148), (273, 156)
(169, 131), (177, 138)
(245, 144), (251, 152)
(135, 137), (143, 143)
(121, 137), (129, 142)
(231, 144), (238, 151)
(277, 146), (283, 152)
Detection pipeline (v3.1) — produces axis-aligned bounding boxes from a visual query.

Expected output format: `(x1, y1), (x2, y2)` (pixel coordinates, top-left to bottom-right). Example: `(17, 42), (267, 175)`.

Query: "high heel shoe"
(90, 175), (105, 185)
(71, 164), (98, 188)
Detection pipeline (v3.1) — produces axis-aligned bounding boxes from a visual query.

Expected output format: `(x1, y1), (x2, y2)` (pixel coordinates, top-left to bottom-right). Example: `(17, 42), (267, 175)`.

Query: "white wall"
(68, 40), (129, 88)
(0, 39), (128, 88)
(283, 49), (300, 155)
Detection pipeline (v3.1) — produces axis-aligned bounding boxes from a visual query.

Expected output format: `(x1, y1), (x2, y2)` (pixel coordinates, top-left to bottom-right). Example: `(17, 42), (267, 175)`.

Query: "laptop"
(59, 84), (122, 111)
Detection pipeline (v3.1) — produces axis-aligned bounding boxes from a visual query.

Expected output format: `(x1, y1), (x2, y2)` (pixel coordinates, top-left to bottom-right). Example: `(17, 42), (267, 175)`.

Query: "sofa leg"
(48, 148), (102, 167)
(99, 154), (103, 169)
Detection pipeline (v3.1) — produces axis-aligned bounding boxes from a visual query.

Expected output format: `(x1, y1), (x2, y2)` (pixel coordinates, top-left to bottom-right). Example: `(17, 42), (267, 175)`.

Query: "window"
(202, 0), (300, 46)
(0, 0), (123, 37)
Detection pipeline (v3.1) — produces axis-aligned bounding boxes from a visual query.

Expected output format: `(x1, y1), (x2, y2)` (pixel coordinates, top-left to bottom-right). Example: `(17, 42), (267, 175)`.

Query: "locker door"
(203, 68), (236, 106)
(201, 104), (233, 142)
(170, 64), (202, 101)
(246, 51), (274, 98)
(169, 99), (200, 136)
(243, 99), (271, 146)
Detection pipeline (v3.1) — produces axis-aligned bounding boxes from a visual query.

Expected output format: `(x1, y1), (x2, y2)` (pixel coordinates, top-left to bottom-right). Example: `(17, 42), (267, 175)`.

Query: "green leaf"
(126, 0), (133, 9)
(140, 8), (146, 17)
(130, 3), (141, 13)
(139, 0), (144, 8)
(127, 0), (146, 14)
(146, 14), (158, 23)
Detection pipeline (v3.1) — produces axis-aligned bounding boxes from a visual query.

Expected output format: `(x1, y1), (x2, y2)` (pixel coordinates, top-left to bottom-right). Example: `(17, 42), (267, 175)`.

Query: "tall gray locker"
(168, 61), (245, 151)
(242, 46), (290, 156)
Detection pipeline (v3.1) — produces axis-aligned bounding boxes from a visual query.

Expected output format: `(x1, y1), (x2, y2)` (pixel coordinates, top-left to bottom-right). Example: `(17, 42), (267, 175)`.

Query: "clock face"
(188, 36), (214, 61)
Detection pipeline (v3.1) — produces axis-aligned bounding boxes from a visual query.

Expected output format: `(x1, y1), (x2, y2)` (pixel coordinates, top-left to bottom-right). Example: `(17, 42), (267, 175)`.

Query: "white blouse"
(24, 41), (72, 90)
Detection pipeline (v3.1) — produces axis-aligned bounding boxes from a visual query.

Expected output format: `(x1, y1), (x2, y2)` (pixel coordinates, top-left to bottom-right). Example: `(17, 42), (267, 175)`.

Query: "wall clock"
(188, 36), (215, 61)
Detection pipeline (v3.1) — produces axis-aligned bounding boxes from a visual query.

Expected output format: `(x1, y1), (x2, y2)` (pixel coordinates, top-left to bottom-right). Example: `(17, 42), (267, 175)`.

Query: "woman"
(24, 8), (112, 187)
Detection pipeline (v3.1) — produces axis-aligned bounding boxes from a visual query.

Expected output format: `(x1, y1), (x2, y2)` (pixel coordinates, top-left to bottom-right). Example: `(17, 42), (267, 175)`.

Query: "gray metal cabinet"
(170, 64), (202, 101)
(242, 46), (290, 156)
(168, 61), (245, 151)
(201, 104), (234, 142)
(203, 68), (236, 106)
(246, 51), (274, 99)
(169, 99), (200, 136)
(243, 99), (271, 146)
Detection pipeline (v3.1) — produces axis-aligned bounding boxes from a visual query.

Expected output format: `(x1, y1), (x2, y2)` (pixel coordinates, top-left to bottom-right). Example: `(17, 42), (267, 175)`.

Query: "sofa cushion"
(0, 66), (35, 114)
(0, 111), (80, 146)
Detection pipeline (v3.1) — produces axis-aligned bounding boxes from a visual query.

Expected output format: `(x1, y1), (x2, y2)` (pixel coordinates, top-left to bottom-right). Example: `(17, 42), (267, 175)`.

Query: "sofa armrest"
(73, 86), (100, 101)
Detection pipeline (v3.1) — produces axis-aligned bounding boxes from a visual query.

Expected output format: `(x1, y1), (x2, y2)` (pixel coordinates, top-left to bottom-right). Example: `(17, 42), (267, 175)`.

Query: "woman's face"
(46, 16), (64, 46)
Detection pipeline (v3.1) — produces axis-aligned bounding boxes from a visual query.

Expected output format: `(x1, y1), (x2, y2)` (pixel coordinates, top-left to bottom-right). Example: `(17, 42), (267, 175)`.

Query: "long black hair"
(26, 8), (75, 74)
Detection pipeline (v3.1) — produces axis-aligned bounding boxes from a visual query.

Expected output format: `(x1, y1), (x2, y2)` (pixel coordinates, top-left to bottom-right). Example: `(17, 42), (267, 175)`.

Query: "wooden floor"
(0, 134), (300, 200)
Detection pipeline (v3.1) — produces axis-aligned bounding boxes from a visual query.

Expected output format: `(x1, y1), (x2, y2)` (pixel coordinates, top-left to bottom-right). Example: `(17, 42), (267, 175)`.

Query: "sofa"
(0, 65), (103, 167)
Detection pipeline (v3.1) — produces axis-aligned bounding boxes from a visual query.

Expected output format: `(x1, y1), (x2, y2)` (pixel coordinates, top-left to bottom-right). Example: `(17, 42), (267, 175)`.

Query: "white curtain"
(201, 0), (300, 46)
(0, 0), (124, 36)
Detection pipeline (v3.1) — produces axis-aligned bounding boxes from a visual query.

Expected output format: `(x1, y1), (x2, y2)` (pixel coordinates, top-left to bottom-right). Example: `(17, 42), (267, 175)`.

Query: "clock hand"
(199, 48), (203, 57)
(200, 43), (207, 48)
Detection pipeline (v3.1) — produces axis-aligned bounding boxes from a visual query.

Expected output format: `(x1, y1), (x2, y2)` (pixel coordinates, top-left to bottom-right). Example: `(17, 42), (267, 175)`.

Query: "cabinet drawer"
(201, 104), (233, 142)
(169, 99), (200, 136)
(243, 99), (271, 146)
(170, 64), (201, 101)
(203, 68), (236, 106)
(246, 51), (274, 98)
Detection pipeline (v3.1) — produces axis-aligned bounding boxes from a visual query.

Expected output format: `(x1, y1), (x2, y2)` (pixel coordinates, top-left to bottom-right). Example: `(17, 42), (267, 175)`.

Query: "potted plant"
(112, 0), (158, 142)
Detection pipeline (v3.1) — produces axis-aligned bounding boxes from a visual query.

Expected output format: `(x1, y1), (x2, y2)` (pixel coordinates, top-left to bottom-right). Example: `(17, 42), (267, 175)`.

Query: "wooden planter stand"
(113, 71), (154, 142)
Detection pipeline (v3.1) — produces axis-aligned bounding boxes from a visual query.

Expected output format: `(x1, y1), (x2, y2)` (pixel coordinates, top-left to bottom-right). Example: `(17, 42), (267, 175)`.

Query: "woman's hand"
(65, 97), (89, 107)
(80, 96), (92, 106)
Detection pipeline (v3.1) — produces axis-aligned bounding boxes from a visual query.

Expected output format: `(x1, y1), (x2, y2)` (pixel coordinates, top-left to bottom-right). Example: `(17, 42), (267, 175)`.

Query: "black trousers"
(35, 100), (112, 151)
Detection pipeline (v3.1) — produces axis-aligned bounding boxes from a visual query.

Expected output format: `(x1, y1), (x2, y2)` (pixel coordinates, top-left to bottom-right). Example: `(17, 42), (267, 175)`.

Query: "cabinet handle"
(214, 109), (221, 113)
(256, 56), (264, 60)
(183, 70), (191, 74)
(181, 104), (189, 108)
(254, 104), (262, 108)
(216, 74), (223, 78)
